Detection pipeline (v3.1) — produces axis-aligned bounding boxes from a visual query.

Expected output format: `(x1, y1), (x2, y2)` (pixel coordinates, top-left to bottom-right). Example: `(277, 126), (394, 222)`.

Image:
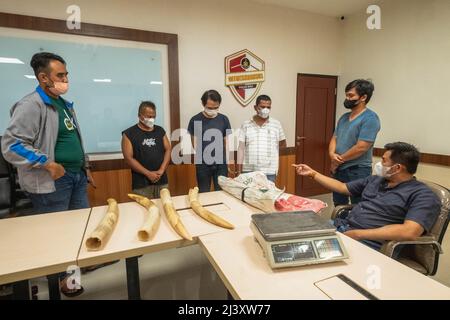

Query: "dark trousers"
(334, 218), (405, 257)
(195, 164), (228, 193)
(332, 165), (372, 206)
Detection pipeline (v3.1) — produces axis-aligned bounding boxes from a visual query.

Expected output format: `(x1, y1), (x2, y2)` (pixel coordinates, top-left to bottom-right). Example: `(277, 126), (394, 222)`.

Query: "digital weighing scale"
(250, 211), (349, 269)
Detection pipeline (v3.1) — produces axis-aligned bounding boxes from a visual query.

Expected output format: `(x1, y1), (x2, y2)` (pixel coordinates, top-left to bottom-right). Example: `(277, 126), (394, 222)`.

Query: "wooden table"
(199, 227), (450, 300)
(77, 191), (260, 299)
(0, 209), (91, 299)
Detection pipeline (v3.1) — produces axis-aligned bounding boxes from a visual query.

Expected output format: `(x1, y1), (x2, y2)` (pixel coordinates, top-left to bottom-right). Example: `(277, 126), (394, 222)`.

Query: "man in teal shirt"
(328, 79), (381, 206)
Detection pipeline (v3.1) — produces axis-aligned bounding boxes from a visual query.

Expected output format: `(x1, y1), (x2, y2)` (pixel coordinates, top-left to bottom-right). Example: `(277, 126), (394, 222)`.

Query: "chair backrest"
(405, 180), (450, 275)
(0, 136), (13, 217)
(421, 180), (450, 242)
(0, 137), (9, 177)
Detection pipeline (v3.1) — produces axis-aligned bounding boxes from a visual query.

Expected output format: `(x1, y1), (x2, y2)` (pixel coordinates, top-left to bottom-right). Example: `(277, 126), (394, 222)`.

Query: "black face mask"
(343, 98), (360, 109)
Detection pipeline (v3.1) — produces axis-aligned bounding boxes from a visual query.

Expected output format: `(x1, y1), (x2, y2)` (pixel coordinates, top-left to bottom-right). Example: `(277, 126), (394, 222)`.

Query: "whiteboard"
(0, 27), (170, 153)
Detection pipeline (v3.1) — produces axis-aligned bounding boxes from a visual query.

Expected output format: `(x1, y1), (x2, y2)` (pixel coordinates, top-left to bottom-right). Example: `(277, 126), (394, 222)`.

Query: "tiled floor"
(30, 244), (228, 300)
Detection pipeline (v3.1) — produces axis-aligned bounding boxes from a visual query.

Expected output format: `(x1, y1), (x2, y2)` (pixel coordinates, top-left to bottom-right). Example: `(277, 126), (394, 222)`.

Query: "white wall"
(337, 0), (450, 156)
(0, 0), (344, 147)
(343, 1), (450, 285)
(338, 0), (450, 189)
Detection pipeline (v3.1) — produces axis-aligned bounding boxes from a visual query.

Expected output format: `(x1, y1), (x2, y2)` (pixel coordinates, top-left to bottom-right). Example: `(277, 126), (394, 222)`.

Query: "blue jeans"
(27, 170), (90, 215)
(332, 165), (372, 206)
(196, 164), (228, 193)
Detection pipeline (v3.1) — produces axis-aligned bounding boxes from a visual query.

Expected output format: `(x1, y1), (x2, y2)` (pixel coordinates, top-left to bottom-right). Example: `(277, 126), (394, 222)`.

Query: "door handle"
(296, 136), (306, 141)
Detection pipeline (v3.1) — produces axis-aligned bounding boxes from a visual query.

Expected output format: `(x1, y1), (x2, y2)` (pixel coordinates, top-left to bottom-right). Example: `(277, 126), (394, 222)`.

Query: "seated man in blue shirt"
(294, 142), (441, 251)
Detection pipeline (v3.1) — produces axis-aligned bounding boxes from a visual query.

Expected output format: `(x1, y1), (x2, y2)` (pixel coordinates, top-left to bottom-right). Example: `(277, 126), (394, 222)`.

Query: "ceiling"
(249, 0), (381, 17)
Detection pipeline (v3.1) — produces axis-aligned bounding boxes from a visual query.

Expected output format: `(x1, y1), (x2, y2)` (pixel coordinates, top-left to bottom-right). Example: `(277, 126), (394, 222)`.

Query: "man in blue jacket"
(1, 52), (96, 296)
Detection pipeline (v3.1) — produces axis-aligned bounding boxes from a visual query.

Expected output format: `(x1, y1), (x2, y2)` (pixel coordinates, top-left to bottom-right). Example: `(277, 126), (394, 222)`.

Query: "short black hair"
(30, 52), (66, 77)
(345, 79), (374, 104)
(201, 90), (221, 106)
(256, 94), (271, 105)
(384, 142), (420, 174)
(138, 101), (156, 115)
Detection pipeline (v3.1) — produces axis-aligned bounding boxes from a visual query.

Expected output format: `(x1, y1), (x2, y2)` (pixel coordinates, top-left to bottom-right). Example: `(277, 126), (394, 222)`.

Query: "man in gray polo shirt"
(294, 142), (440, 251)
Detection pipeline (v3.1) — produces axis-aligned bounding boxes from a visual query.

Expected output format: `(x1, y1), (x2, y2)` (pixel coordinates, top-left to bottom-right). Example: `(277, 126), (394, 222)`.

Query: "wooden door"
(295, 74), (337, 196)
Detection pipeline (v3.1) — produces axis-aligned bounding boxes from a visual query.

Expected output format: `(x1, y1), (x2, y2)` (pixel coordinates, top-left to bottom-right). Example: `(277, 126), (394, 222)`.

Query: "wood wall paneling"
(88, 153), (297, 207)
(87, 146), (449, 206)
(373, 148), (450, 167)
(88, 164), (198, 206)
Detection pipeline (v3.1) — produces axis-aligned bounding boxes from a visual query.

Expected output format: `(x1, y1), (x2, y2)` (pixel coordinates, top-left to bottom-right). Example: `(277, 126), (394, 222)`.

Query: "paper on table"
(314, 274), (378, 300)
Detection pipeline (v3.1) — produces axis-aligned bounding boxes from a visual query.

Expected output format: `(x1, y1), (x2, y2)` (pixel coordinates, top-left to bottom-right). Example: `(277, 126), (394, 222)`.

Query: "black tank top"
(122, 124), (168, 189)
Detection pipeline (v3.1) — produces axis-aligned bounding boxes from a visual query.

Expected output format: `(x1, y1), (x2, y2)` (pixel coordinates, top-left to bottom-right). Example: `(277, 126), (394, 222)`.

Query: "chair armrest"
(331, 205), (353, 220)
(380, 236), (443, 258)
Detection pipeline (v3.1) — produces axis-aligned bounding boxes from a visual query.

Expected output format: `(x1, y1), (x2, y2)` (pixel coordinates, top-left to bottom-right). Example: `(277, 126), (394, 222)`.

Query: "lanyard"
(63, 108), (77, 129)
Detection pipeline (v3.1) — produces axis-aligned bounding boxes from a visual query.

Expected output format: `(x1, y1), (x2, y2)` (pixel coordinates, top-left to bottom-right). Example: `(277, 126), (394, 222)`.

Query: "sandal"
(60, 275), (84, 298)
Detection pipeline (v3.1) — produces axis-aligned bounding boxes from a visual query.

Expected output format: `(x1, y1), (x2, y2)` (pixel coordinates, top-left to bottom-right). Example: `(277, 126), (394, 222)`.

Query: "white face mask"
(204, 107), (219, 117)
(140, 117), (155, 128)
(257, 107), (270, 119)
(374, 161), (397, 178)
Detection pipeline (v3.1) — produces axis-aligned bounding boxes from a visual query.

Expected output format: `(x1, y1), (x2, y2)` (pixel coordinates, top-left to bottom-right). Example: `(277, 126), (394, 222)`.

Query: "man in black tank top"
(121, 101), (171, 199)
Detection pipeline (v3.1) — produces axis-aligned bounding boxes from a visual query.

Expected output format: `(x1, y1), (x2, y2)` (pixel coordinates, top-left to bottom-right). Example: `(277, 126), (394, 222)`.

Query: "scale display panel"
(315, 238), (344, 259)
(272, 241), (316, 263)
